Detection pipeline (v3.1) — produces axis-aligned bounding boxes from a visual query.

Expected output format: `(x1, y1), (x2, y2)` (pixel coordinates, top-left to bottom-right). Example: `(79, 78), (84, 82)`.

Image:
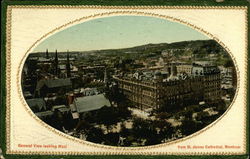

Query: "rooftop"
(52, 105), (69, 112)
(74, 94), (111, 113)
(35, 111), (53, 118)
(36, 78), (72, 90)
(26, 98), (46, 112)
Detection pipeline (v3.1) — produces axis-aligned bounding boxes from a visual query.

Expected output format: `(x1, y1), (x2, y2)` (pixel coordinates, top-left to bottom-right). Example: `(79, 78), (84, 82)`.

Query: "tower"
(46, 49), (49, 59)
(54, 49), (59, 76)
(66, 50), (71, 78)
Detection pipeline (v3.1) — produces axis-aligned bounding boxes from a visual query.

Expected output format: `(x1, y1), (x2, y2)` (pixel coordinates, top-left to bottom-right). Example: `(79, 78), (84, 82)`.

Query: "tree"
(86, 127), (104, 144)
(105, 84), (126, 105)
(75, 120), (91, 132)
(153, 120), (174, 140)
(96, 106), (119, 132)
(63, 112), (77, 130)
(155, 112), (171, 120)
(104, 133), (119, 146)
(49, 110), (64, 131)
(132, 118), (156, 139)
(120, 123), (129, 136)
(152, 120), (167, 130)
(224, 60), (234, 68)
(180, 119), (202, 136)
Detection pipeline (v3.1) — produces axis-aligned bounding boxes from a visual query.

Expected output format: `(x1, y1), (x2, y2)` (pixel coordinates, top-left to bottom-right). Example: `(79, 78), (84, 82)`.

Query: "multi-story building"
(176, 64), (193, 74)
(113, 62), (221, 111)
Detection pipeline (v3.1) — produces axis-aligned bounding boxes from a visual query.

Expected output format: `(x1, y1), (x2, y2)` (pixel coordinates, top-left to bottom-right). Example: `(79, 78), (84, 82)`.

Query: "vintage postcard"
(0, 1), (249, 158)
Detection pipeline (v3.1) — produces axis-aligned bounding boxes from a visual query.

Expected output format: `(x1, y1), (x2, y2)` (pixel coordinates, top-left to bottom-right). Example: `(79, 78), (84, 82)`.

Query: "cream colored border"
(5, 5), (248, 155)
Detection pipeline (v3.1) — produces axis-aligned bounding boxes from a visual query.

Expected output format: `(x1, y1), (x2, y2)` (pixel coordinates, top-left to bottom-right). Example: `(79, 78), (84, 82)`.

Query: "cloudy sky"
(33, 15), (209, 52)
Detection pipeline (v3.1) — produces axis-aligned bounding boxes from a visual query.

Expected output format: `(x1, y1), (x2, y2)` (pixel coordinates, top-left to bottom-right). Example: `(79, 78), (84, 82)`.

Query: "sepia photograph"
(21, 15), (237, 147)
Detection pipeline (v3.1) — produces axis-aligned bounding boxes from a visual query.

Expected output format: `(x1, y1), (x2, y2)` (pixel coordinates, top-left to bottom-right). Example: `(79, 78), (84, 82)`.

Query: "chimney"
(67, 93), (75, 106)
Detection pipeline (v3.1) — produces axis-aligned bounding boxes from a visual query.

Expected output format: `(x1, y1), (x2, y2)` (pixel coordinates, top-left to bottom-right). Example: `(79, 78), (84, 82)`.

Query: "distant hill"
(83, 39), (226, 55)
(30, 40), (226, 57)
(28, 39), (233, 67)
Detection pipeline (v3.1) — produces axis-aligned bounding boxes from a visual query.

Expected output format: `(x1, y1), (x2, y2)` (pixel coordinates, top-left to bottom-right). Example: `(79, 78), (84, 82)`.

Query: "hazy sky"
(33, 16), (209, 52)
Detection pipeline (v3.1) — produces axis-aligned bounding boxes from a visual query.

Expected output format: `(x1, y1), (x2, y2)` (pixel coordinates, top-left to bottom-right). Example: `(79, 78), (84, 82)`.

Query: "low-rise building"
(70, 94), (111, 119)
(35, 78), (72, 97)
(26, 98), (47, 112)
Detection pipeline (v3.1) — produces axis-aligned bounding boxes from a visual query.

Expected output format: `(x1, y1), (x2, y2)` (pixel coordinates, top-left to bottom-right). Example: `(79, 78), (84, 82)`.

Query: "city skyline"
(33, 16), (209, 52)
(23, 37), (235, 147)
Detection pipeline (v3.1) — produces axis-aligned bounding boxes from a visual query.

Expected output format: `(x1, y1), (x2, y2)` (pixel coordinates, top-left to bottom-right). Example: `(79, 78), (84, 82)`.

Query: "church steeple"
(54, 49), (59, 76)
(55, 49), (58, 62)
(46, 49), (49, 59)
(66, 50), (71, 78)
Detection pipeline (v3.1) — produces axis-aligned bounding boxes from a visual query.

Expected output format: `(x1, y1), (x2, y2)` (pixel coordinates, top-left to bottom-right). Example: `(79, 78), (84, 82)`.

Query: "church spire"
(66, 50), (71, 78)
(46, 49), (49, 59)
(55, 49), (58, 62)
(54, 49), (59, 76)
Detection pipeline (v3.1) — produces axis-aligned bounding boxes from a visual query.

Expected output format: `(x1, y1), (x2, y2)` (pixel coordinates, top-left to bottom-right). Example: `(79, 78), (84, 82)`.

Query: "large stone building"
(113, 62), (221, 111)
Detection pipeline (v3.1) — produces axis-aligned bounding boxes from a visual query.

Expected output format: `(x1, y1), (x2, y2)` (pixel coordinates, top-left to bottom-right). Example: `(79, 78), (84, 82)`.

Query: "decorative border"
(5, 5), (248, 155)
(7, 5), (248, 9)
(5, 6), (12, 156)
